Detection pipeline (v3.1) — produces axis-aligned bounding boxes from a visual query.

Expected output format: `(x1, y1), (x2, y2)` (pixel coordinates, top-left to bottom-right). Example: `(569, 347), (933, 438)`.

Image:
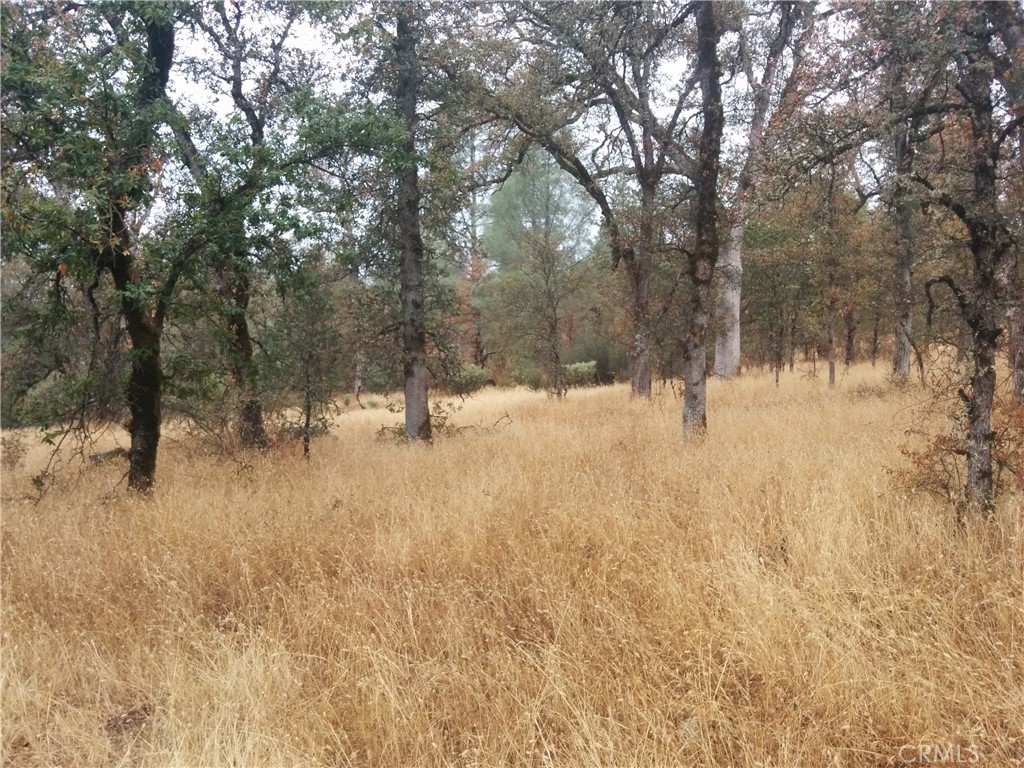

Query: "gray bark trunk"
(627, 260), (652, 398)
(712, 3), (806, 378)
(628, 177), (656, 398)
(682, 3), (723, 438)
(396, 4), (431, 442)
(959, 7), (1012, 516)
(682, 325), (709, 437)
(713, 218), (744, 378)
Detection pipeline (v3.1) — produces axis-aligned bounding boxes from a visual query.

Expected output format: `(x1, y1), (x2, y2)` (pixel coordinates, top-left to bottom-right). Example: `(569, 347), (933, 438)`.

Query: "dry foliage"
(898, 352), (1024, 510)
(2, 365), (1022, 767)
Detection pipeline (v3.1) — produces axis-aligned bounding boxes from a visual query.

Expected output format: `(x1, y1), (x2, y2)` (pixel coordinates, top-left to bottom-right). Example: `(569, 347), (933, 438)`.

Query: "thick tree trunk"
(958, 13), (1011, 516)
(682, 3), (723, 439)
(682, 293), (710, 437)
(713, 218), (744, 378)
(625, 258), (652, 398)
(124, 326), (162, 493)
(625, 177), (657, 398)
(110, 228), (162, 493)
(396, 4), (431, 442)
(220, 260), (267, 449)
(101, 18), (174, 492)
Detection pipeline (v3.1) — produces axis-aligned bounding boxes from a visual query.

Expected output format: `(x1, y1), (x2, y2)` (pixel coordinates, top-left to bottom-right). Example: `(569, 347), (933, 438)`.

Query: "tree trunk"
(124, 324), (161, 493)
(395, 4), (431, 442)
(713, 218), (744, 378)
(712, 3), (804, 378)
(103, 18), (174, 493)
(220, 259), (267, 449)
(682, 301), (709, 437)
(682, 3), (724, 439)
(844, 309), (856, 366)
(625, 258), (652, 398)
(964, 311), (997, 516)
(789, 313), (797, 371)
(302, 367), (313, 459)
(774, 318), (784, 386)
(958, 10), (1011, 516)
(870, 311), (880, 367)
(827, 294), (837, 388)
(892, 128), (915, 381)
(109, 225), (162, 493)
(1008, 306), (1024, 399)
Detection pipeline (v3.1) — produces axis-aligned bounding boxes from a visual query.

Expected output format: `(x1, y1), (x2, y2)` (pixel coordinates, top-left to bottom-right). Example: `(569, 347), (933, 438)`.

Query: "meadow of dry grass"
(1, 364), (1022, 767)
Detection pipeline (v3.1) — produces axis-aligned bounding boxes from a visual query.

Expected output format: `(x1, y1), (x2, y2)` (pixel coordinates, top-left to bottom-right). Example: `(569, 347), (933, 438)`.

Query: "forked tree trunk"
(221, 260), (268, 449)
(396, 4), (431, 442)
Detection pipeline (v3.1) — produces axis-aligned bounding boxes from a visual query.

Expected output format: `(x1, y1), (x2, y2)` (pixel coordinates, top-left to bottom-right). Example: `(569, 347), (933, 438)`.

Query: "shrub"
(563, 361), (598, 389)
(446, 364), (491, 396)
(512, 367), (544, 391)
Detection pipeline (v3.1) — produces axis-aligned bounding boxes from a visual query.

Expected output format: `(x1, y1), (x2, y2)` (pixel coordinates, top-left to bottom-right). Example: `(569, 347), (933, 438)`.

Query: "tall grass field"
(2, 364), (1021, 767)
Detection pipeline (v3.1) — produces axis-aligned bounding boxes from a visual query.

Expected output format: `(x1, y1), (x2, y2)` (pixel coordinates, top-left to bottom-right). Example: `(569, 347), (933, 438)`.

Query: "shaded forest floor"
(2, 364), (1022, 767)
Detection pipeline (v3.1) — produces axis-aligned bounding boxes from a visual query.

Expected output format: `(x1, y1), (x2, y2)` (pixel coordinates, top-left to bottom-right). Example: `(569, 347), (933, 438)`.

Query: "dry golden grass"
(2, 364), (1022, 767)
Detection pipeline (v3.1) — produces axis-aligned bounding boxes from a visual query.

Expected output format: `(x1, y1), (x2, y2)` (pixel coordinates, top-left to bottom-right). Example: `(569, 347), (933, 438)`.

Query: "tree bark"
(396, 4), (431, 442)
(220, 258), (268, 449)
(102, 16), (174, 492)
(713, 218), (744, 378)
(844, 309), (856, 366)
(625, 255), (652, 398)
(891, 127), (915, 380)
(107, 217), (162, 493)
(870, 311), (880, 367)
(1008, 306), (1024, 400)
(682, 3), (724, 439)
(827, 295), (837, 388)
(964, 307), (998, 516)
(713, 3), (806, 378)
(959, 9), (1011, 516)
